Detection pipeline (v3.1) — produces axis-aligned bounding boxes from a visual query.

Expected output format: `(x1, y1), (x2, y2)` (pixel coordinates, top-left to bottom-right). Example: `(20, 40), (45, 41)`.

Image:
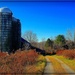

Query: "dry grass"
(46, 56), (68, 75)
(25, 55), (46, 74)
(36, 55), (46, 72)
(54, 55), (75, 71)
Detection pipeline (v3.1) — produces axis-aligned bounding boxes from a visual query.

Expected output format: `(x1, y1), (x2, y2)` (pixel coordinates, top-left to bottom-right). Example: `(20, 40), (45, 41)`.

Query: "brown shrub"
(0, 50), (39, 74)
(56, 50), (75, 59)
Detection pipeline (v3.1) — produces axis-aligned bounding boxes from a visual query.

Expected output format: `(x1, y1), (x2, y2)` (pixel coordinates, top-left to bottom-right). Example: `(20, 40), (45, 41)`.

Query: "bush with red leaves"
(0, 50), (39, 74)
(56, 50), (75, 59)
(0, 52), (8, 57)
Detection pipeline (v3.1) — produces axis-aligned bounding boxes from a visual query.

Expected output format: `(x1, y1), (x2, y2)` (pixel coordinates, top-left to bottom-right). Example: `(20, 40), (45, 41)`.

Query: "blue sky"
(0, 2), (75, 42)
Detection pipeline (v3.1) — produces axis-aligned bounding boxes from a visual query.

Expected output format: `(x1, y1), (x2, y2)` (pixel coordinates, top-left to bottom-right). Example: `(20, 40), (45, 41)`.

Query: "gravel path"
(43, 56), (75, 75)
(43, 57), (54, 75)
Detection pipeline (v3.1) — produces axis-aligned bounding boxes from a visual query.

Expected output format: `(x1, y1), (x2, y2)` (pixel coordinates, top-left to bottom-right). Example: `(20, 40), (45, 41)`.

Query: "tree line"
(22, 30), (75, 53)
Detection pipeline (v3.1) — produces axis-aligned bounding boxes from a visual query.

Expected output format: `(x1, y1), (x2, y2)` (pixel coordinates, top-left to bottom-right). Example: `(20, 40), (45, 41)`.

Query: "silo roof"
(0, 7), (12, 13)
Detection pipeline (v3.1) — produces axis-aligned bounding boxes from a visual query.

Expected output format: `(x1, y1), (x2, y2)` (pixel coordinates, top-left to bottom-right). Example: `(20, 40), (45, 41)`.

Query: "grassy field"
(46, 56), (67, 75)
(54, 55), (75, 71)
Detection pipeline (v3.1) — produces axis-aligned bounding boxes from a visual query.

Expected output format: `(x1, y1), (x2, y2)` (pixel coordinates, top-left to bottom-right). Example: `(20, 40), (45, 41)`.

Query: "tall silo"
(0, 7), (12, 52)
(12, 17), (21, 52)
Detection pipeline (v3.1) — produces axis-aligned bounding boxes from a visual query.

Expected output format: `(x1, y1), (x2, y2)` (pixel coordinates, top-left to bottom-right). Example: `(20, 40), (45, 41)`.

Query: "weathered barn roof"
(21, 38), (30, 44)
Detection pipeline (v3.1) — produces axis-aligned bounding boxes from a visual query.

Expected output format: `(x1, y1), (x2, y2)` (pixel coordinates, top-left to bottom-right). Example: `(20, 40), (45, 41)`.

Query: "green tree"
(45, 38), (53, 52)
(45, 38), (53, 47)
(54, 35), (66, 46)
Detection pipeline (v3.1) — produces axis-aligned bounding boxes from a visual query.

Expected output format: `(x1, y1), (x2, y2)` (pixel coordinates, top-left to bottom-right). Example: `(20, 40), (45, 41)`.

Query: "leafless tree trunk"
(66, 30), (73, 41)
(23, 31), (38, 47)
(66, 30), (75, 49)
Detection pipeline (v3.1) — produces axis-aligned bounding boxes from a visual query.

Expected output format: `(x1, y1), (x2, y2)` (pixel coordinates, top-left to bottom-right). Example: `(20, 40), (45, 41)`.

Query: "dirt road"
(43, 57), (54, 75)
(43, 56), (75, 75)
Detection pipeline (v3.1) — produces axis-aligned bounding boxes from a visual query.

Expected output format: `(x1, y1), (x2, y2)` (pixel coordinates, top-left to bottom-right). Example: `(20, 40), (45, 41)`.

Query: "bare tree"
(23, 31), (38, 47)
(38, 38), (46, 50)
(74, 29), (75, 49)
(41, 38), (46, 50)
(66, 30), (75, 49)
(66, 30), (73, 41)
(74, 29), (75, 43)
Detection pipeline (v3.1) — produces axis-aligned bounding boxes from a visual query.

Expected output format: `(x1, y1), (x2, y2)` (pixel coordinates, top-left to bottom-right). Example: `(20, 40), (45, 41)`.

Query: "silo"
(12, 17), (21, 52)
(0, 7), (12, 52)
